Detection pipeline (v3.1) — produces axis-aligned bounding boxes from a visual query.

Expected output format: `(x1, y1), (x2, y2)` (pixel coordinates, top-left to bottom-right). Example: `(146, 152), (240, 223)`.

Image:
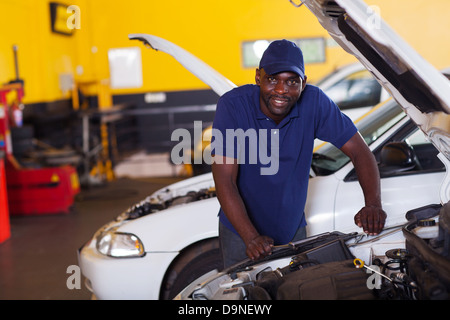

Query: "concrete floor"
(0, 176), (182, 300)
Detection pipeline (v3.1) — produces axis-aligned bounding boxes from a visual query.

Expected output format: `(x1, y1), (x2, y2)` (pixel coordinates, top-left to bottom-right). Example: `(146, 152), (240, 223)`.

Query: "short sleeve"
(313, 89), (358, 148)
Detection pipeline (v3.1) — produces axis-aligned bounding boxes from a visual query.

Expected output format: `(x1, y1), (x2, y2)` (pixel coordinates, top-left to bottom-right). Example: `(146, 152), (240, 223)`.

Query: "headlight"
(96, 227), (145, 258)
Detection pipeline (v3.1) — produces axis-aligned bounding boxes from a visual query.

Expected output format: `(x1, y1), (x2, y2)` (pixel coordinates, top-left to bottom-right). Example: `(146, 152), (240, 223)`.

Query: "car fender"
(118, 197), (220, 252)
(305, 175), (340, 235)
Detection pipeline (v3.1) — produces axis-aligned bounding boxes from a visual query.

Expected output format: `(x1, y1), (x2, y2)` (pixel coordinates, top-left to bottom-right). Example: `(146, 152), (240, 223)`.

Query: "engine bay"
(177, 202), (450, 300)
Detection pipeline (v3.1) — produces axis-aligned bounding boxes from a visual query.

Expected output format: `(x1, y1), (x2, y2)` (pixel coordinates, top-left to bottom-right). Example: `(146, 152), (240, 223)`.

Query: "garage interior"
(0, 176), (181, 299)
(1, 0), (450, 300)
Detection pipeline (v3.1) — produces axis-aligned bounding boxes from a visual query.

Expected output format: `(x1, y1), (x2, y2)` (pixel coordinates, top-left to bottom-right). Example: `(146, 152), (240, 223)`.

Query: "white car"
(78, 1), (450, 299)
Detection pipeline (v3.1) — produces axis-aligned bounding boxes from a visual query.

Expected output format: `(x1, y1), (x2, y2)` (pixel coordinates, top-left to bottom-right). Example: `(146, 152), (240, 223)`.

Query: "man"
(211, 40), (386, 268)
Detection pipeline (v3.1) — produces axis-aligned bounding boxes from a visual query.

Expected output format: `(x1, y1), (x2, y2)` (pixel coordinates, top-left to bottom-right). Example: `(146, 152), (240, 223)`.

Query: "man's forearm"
(340, 133), (386, 234)
(212, 161), (260, 244)
(341, 133), (382, 207)
(212, 160), (273, 259)
(216, 180), (260, 244)
(353, 147), (382, 208)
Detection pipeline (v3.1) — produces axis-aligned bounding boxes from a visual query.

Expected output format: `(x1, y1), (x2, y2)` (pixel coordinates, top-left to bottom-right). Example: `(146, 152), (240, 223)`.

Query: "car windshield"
(312, 99), (406, 175)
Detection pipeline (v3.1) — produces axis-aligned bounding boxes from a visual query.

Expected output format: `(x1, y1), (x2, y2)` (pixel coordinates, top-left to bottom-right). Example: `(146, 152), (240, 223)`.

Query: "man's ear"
(302, 75), (308, 90)
(255, 68), (261, 86)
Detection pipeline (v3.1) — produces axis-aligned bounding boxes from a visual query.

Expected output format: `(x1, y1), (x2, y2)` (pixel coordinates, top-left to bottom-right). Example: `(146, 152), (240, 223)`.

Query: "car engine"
(178, 202), (450, 300)
(117, 187), (217, 221)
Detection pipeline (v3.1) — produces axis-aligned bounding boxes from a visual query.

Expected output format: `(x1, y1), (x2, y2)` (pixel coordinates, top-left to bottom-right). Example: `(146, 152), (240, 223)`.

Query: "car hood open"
(300, 0), (450, 159)
(298, 0), (450, 203)
(129, 33), (236, 96)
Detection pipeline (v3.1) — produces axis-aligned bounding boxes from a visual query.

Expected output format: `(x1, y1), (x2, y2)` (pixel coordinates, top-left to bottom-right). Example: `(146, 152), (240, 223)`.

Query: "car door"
(333, 120), (446, 233)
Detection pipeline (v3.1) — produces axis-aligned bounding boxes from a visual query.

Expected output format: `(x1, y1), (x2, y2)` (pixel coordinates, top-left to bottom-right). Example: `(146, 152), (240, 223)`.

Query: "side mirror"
(379, 141), (418, 176)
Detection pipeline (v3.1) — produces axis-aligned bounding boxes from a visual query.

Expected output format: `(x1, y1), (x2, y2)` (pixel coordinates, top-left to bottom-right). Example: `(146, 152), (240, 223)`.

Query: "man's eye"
(268, 77), (277, 83)
(287, 79), (298, 86)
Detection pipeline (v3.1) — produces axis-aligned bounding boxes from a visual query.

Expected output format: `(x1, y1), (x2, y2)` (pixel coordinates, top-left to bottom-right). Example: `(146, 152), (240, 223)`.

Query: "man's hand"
(245, 235), (274, 261)
(354, 206), (387, 235)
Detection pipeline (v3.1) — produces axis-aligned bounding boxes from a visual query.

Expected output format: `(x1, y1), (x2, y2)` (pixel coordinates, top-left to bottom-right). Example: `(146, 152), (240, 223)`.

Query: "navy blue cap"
(259, 40), (305, 79)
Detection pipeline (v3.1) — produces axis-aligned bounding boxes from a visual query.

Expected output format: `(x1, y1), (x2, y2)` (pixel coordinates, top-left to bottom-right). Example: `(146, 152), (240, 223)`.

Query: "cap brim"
(262, 63), (305, 79)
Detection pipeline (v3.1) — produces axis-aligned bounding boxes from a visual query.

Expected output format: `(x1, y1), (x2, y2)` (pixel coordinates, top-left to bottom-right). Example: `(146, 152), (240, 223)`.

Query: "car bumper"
(78, 240), (178, 300)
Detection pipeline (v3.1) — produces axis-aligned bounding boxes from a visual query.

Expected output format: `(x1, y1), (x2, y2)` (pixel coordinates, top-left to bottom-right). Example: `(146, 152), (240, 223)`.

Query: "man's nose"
(274, 81), (288, 94)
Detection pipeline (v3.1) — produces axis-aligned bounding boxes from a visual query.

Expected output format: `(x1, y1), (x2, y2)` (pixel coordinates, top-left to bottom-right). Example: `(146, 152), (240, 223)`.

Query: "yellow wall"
(365, 0), (450, 71)
(1, 0), (450, 105)
(0, 0), (85, 104)
(81, 0), (347, 93)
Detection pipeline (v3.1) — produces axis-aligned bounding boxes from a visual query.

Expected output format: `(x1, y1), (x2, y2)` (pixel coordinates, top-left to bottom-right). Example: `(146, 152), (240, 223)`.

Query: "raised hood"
(300, 0), (450, 163)
(129, 33), (236, 96)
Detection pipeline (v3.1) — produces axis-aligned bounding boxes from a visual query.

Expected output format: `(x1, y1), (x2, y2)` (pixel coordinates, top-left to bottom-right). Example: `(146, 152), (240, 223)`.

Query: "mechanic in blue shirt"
(211, 40), (386, 268)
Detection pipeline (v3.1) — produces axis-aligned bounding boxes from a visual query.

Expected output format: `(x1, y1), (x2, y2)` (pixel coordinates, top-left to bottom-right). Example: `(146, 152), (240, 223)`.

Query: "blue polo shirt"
(212, 84), (357, 244)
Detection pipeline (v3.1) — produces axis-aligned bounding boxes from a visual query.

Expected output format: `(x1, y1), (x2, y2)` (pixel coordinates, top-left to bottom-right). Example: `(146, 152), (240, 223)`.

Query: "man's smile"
(272, 97), (288, 102)
(270, 96), (290, 107)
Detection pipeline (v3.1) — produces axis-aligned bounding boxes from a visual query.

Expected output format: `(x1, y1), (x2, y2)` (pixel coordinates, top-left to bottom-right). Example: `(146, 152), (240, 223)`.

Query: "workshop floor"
(0, 176), (183, 300)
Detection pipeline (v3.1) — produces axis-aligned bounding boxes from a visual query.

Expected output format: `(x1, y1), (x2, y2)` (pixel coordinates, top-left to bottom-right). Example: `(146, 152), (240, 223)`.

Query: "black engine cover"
(276, 259), (374, 300)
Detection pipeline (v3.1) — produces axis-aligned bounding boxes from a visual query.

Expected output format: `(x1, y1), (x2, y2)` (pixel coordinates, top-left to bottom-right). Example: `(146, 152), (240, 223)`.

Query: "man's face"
(256, 68), (306, 123)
